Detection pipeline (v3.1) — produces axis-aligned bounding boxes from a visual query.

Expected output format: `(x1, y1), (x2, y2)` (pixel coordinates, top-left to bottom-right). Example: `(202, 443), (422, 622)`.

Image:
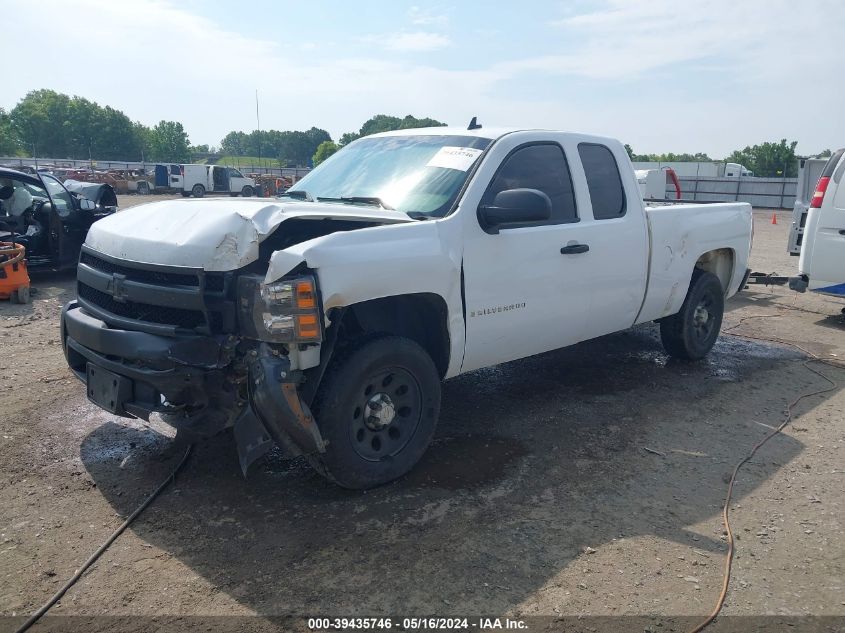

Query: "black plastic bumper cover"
(62, 301), (229, 421)
(61, 301), (325, 471)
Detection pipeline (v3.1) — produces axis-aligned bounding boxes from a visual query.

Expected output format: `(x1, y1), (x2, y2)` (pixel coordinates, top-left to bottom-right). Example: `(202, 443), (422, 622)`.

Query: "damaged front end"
(62, 245), (330, 474)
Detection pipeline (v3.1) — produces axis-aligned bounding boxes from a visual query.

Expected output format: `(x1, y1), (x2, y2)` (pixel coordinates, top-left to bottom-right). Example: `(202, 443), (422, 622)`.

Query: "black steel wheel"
(192, 184), (205, 198)
(660, 269), (724, 360)
(310, 334), (441, 489)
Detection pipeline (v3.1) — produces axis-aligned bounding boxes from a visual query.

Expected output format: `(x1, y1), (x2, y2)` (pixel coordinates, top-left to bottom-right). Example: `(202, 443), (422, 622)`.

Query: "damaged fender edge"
(235, 344), (326, 475)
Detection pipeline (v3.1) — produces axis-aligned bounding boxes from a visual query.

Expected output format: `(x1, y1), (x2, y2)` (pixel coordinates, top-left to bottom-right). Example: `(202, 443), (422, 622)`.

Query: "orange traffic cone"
(771, 212), (777, 225)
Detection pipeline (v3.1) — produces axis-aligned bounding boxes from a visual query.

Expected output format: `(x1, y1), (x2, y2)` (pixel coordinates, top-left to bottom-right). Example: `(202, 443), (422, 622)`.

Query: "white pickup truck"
(61, 126), (753, 488)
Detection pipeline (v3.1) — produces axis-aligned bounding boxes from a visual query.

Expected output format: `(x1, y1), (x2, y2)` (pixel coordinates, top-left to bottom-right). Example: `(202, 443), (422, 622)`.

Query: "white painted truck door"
(804, 149), (845, 294)
(569, 140), (648, 340)
(460, 134), (592, 372)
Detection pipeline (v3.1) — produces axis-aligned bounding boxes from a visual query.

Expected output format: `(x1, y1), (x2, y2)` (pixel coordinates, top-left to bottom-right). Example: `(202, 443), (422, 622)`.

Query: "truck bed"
(636, 202), (753, 324)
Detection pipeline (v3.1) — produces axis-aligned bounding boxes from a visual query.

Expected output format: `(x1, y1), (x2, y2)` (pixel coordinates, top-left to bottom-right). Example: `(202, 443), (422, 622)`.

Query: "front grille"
(76, 248), (236, 334)
(80, 252), (198, 287)
(78, 283), (206, 329)
(80, 252), (225, 292)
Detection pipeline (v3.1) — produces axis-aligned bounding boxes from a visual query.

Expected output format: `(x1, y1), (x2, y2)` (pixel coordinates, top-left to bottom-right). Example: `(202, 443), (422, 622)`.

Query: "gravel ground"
(0, 204), (843, 631)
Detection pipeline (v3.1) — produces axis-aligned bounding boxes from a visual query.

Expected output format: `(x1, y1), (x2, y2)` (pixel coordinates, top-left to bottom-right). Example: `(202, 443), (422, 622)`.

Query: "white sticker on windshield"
(426, 146), (483, 171)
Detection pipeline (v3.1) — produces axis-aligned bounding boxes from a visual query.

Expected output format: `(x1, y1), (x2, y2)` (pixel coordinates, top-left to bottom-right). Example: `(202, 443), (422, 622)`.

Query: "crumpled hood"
(84, 198), (411, 271)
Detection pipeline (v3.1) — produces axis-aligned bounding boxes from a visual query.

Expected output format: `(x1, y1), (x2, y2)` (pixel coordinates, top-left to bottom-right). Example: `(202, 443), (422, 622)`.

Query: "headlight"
(237, 274), (322, 343)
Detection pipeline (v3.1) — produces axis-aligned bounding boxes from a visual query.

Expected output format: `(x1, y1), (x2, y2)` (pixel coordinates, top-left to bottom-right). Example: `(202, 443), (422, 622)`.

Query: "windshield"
(288, 134), (492, 217)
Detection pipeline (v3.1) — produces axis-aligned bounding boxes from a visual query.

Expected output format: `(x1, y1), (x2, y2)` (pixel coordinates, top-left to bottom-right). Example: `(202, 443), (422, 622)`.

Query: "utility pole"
(256, 89), (262, 172)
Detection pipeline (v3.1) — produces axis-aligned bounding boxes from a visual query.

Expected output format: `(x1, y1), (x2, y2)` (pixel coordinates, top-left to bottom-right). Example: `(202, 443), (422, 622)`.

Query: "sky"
(3, 0), (844, 158)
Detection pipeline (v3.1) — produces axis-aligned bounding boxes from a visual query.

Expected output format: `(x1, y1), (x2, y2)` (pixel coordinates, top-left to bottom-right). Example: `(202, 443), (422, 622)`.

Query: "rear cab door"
(802, 148), (845, 294)
(570, 139), (648, 340)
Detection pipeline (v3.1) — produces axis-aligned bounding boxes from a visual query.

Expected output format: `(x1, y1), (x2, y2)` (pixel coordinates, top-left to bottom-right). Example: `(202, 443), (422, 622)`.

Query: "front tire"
(136, 181), (150, 195)
(310, 335), (441, 489)
(660, 270), (724, 360)
(192, 184), (205, 198)
(241, 185), (254, 197)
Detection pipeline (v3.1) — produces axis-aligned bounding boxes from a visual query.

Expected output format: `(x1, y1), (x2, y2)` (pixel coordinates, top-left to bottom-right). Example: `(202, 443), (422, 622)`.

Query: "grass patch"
(216, 155), (280, 168)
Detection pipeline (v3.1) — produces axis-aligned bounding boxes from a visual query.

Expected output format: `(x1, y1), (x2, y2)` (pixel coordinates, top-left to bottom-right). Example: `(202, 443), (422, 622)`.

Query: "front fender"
(265, 220), (466, 377)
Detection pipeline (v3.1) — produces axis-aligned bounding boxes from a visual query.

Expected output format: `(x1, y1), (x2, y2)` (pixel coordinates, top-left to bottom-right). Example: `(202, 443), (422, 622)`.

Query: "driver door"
(40, 174), (82, 268)
(460, 134), (592, 372)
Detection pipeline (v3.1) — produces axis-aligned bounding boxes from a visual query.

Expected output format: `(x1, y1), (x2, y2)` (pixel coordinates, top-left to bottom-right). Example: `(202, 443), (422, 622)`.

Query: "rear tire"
(310, 335), (441, 489)
(660, 270), (724, 360)
(136, 181), (150, 195)
(192, 184), (205, 198)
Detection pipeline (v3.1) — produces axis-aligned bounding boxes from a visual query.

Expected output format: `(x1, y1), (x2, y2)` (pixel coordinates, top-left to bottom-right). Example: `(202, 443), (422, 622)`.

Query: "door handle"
(560, 243), (590, 254)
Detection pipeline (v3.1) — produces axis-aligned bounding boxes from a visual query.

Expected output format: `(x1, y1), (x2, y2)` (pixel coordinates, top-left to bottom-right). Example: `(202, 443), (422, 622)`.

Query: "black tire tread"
(660, 269), (724, 360)
(307, 332), (440, 488)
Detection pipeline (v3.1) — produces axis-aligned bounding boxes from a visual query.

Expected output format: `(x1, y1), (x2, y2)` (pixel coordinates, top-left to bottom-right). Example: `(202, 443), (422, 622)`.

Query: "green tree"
(148, 120), (191, 163)
(134, 122), (152, 162)
(357, 114), (446, 138)
(10, 89), (71, 157)
(338, 131), (361, 147)
(726, 139), (798, 177)
(817, 149), (832, 158)
(220, 131), (249, 156)
(337, 114), (446, 147)
(624, 144), (713, 162)
(0, 108), (21, 156)
(312, 140), (339, 166)
(95, 106), (143, 160)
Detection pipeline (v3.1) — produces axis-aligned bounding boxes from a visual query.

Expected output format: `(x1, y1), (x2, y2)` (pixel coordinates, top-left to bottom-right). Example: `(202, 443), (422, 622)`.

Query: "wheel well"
(334, 293), (450, 378)
(694, 248), (734, 293)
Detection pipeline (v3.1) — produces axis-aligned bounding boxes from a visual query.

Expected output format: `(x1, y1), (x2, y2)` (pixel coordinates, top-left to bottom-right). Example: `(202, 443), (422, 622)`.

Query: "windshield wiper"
(405, 212), (433, 221)
(279, 189), (313, 201)
(317, 196), (394, 210)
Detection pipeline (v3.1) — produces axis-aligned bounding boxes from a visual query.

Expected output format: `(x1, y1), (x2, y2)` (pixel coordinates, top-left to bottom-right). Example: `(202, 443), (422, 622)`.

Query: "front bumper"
(62, 301), (231, 423)
(61, 301), (325, 469)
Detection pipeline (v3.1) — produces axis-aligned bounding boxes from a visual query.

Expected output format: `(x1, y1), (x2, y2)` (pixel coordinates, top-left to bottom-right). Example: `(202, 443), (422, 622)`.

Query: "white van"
(788, 157), (829, 256)
(790, 148), (845, 297)
(181, 165), (256, 198)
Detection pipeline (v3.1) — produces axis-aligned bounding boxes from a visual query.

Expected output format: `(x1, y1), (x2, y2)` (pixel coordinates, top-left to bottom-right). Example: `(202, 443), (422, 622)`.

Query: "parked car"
(789, 148), (845, 298)
(0, 167), (111, 271)
(60, 126), (752, 488)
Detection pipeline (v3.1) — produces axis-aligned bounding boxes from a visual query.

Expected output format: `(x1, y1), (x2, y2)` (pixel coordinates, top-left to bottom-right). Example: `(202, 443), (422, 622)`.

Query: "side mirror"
(78, 198), (97, 211)
(477, 188), (552, 234)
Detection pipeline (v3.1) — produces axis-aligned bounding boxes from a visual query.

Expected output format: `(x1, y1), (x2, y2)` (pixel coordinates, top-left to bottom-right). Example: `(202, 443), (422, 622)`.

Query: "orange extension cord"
(689, 313), (844, 633)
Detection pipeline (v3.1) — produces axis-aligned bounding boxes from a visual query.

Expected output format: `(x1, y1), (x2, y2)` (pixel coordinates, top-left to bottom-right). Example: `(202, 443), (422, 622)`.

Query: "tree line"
(1, 90), (830, 175)
(1, 90), (446, 168)
(625, 139), (834, 178)
(2, 90), (192, 163)
(220, 114), (447, 167)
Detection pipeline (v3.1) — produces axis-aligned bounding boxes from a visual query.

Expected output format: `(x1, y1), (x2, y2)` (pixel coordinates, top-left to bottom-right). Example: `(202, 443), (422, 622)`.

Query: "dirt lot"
(1, 202), (843, 631)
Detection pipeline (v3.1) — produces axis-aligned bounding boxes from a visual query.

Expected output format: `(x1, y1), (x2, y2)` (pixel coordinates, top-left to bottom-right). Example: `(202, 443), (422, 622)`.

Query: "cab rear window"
(578, 143), (626, 220)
